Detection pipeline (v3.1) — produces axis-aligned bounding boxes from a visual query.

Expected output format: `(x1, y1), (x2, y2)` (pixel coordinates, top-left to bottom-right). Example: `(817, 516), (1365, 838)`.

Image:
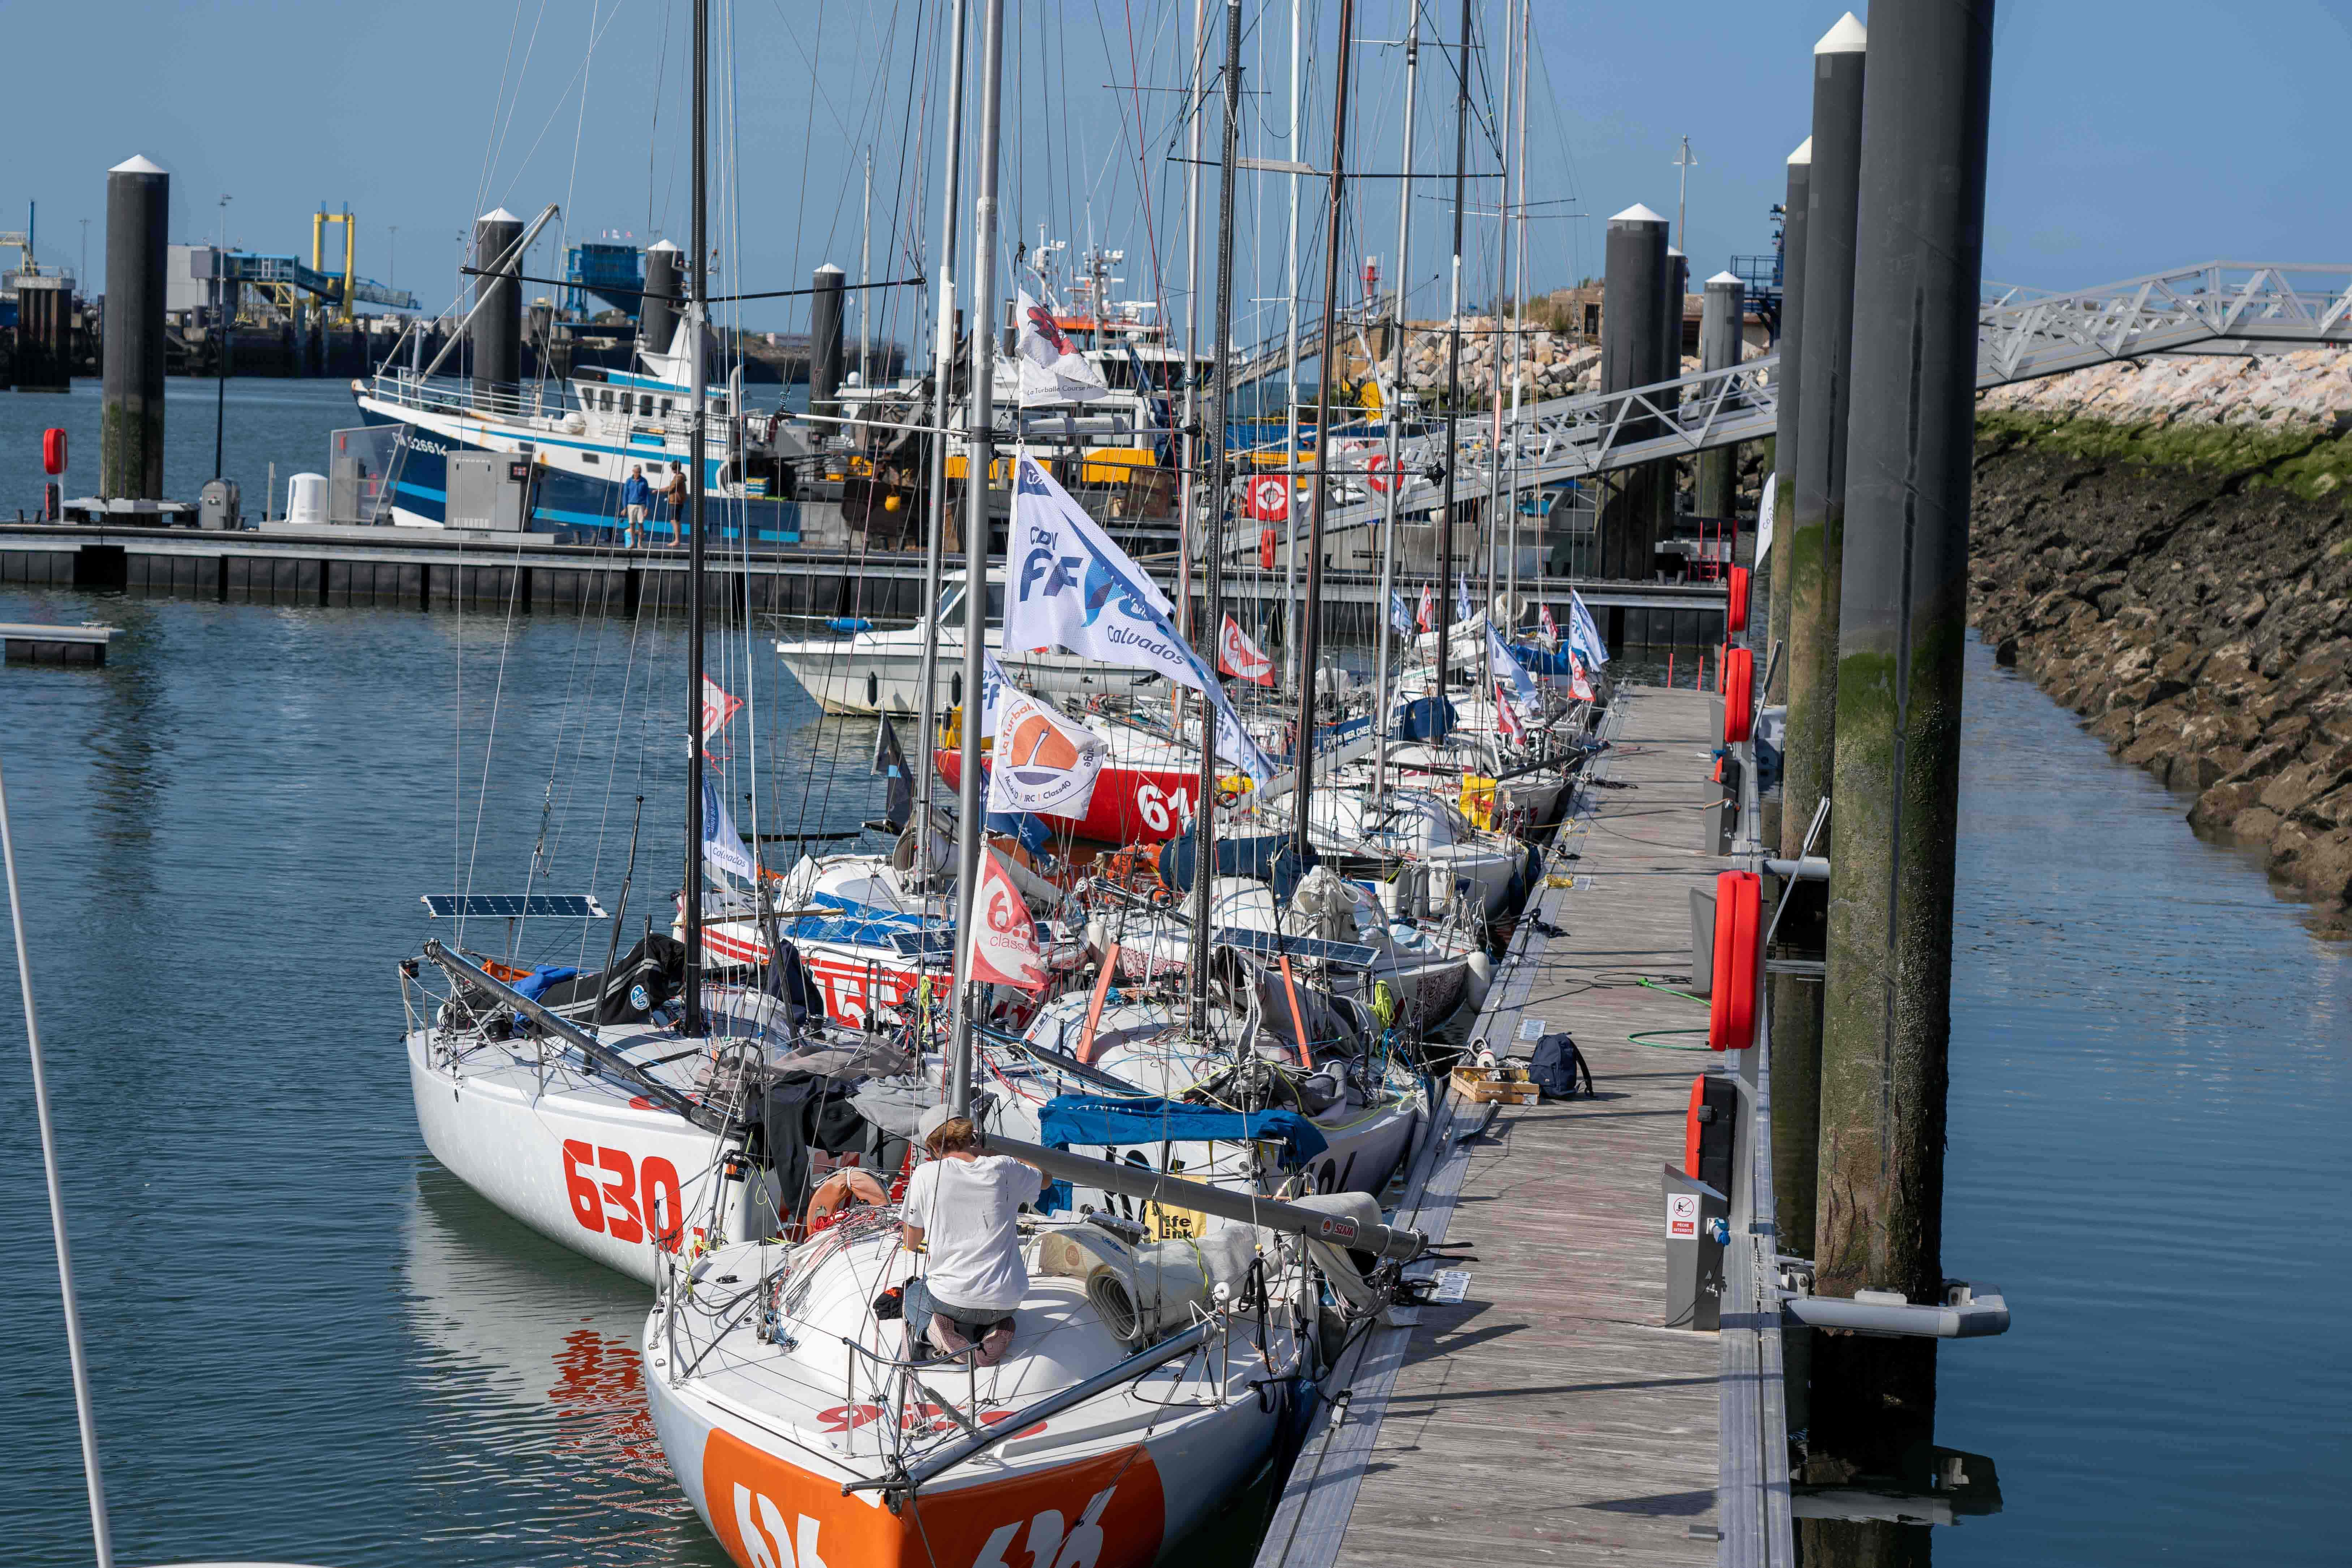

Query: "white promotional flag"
(1568, 649), (1597, 704)
(1487, 625), (1541, 706)
(1568, 589), (1611, 667)
(1015, 289), (1111, 406)
(1539, 603), (1560, 647)
(978, 651), (1013, 738)
(699, 674), (743, 739)
(1456, 574), (1475, 624)
(1219, 614), (1275, 687)
(967, 848), (1049, 992)
(1003, 450), (1277, 783)
(699, 769), (756, 882)
(1755, 472), (1778, 562)
(988, 683), (1108, 819)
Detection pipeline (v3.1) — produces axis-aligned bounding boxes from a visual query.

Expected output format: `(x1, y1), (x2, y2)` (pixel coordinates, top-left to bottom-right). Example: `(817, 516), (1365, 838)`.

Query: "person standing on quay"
(665, 468), (689, 547)
(620, 464), (652, 549)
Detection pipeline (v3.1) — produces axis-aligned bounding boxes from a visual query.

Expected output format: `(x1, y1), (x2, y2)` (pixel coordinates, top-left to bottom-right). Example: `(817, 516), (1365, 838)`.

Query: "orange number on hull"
(566, 1144), (691, 1250)
(599, 1146), (645, 1242)
(643, 1155), (685, 1251)
(562, 1139), (605, 1232)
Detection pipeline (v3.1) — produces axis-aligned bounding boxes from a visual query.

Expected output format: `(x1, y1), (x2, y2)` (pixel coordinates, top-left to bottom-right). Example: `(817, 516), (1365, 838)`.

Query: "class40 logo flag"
(1219, 614), (1275, 687)
(987, 679), (1108, 819)
(699, 768), (756, 882)
(1016, 289), (1111, 407)
(1568, 589), (1610, 667)
(1005, 449), (1278, 784)
(699, 674), (742, 739)
(967, 847), (1049, 992)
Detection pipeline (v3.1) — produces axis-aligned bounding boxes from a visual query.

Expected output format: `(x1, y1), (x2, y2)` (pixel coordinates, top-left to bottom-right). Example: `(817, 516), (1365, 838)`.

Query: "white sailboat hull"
(406, 1028), (774, 1286)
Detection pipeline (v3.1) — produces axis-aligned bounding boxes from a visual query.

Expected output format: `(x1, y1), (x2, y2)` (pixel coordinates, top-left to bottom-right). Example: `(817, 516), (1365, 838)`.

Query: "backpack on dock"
(1527, 1033), (1595, 1100)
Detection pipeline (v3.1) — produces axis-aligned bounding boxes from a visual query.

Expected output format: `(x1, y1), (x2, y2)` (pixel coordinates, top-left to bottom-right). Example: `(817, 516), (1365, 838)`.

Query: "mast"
(1368, 0), (1422, 803)
(1292, 0), (1357, 864)
(1482, 0), (1514, 703)
(1506, 0), (1530, 626)
(1280, 0), (1304, 692)
(1175, 0), (1208, 738)
(1189, 0), (1244, 1024)
(1433, 0), (1471, 712)
(916, 0), (972, 877)
(948, 0), (1009, 1113)
(683, 0), (709, 1037)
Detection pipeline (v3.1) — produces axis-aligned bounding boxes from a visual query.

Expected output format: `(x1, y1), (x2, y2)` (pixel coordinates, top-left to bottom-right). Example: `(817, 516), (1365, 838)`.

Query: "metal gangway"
(1277, 259), (2352, 549)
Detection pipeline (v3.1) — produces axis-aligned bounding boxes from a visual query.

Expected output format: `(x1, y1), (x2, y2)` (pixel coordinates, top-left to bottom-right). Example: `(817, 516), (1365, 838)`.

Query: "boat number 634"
(1134, 782), (1192, 835)
(562, 1140), (687, 1251)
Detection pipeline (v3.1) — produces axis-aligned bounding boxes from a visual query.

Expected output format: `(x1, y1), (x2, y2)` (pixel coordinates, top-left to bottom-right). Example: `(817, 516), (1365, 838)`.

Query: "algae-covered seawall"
(1967, 389), (2352, 916)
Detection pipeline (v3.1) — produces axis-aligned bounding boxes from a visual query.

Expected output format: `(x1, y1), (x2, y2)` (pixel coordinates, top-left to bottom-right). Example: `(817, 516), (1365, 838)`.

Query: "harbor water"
(0, 390), (2345, 1563)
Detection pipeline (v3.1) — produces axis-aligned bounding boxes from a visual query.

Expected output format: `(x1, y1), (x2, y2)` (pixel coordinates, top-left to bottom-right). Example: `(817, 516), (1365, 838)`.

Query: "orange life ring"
(803, 1167), (889, 1233)
(1720, 646), (1755, 744)
(1707, 870), (1761, 1051)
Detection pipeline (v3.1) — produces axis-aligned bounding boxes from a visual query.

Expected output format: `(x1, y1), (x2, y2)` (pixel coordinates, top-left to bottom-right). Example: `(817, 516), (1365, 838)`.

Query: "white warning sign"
(1666, 1192), (1700, 1240)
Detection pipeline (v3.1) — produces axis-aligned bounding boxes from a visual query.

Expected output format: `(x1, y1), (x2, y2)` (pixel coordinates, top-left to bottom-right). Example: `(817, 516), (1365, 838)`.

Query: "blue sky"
(8, 1), (2351, 347)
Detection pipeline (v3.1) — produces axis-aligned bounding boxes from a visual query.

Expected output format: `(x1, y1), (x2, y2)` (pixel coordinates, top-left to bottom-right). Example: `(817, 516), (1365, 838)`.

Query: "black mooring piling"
(1601, 203), (1668, 581)
(640, 239), (683, 358)
(1773, 11), (1867, 1265)
(810, 263), (847, 418)
(471, 208), (524, 398)
(101, 154), (169, 500)
(1696, 270), (1745, 520)
(1811, 0), (1997, 1476)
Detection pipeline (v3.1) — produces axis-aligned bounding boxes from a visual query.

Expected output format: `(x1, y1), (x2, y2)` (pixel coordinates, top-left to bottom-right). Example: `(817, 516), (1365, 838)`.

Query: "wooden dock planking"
(1259, 683), (1730, 1568)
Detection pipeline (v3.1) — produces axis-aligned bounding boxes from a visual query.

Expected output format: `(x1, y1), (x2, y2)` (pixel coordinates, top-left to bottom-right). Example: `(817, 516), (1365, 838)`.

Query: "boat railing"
(363, 368), (574, 426)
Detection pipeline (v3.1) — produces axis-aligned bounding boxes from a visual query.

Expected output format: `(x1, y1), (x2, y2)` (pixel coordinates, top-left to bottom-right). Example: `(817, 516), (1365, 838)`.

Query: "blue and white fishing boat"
(352, 225), (813, 544)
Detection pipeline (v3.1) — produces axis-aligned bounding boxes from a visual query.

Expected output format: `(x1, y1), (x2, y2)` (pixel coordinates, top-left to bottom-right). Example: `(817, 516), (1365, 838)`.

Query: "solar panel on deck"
(888, 930), (960, 959)
(1212, 927), (1382, 969)
(421, 894), (608, 919)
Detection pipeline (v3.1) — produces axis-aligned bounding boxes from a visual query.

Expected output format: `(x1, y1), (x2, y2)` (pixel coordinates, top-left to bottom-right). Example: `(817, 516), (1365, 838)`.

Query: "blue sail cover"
(1038, 1094), (1330, 1168)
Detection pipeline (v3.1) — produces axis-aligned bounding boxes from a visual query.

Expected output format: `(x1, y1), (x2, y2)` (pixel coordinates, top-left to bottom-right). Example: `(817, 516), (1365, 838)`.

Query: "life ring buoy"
(1707, 871), (1762, 1051)
(803, 1167), (888, 1233)
(1720, 647), (1755, 743)
(1366, 452), (1393, 494)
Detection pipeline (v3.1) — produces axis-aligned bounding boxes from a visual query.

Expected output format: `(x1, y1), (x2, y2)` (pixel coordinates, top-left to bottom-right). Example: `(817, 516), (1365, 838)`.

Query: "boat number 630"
(562, 1140), (687, 1251)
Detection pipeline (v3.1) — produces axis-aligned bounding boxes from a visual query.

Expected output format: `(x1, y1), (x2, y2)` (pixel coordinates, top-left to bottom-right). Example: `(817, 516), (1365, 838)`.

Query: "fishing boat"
(354, 262), (811, 544)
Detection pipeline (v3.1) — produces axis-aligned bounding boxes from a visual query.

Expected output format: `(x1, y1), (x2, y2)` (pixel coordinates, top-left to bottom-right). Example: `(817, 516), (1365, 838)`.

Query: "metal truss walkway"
(1278, 258), (2352, 549)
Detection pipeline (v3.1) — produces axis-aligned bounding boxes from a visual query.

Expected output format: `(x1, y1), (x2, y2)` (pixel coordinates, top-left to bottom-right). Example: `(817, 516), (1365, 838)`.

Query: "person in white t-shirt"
(899, 1107), (1049, 1366)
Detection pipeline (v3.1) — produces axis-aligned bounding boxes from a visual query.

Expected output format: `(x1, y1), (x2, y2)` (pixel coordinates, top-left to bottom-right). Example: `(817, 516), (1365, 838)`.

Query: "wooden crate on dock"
(1451, 1064), (1538, 1105)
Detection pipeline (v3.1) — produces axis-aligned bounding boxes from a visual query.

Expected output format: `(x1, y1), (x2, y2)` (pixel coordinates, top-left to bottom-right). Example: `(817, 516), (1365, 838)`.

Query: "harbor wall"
(1968, 351), (2352, 915)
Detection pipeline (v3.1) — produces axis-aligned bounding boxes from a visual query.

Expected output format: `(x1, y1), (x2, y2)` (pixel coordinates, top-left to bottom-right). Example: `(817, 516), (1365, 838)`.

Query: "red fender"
(1727, 564), (1751, 635)
(1707, 870), (1762, 1051)
(1720, 646), (1755, 744)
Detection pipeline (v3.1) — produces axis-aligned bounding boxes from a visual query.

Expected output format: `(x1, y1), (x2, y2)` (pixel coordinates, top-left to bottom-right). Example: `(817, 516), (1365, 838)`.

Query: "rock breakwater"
(1969, 410), (2352, 915)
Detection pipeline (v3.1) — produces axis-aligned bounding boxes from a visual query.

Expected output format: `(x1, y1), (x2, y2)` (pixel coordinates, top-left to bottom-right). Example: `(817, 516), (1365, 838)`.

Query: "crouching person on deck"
(899, 1106), (1049, 1367)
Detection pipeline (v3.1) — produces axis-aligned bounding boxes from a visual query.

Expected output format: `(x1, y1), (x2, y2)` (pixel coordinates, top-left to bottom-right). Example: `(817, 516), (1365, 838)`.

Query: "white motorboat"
(776, 569), (1168, 717)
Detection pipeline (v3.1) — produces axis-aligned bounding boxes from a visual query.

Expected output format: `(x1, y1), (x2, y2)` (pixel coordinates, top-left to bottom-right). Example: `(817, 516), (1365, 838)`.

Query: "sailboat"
(641, 9), (1448, 1562)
